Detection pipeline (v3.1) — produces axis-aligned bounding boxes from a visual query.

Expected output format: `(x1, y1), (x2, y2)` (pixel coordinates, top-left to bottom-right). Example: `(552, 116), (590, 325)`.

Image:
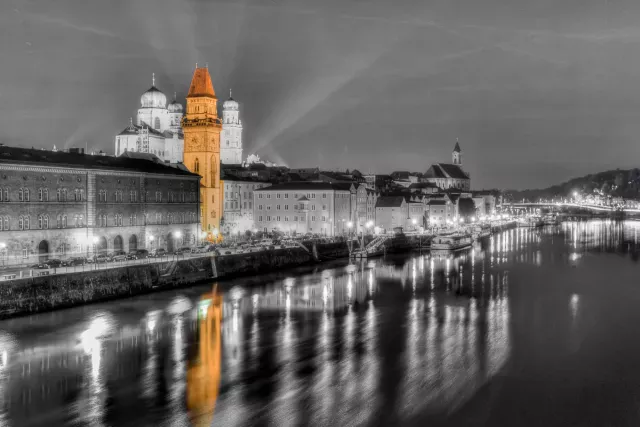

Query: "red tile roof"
(187, 68), (216, 98)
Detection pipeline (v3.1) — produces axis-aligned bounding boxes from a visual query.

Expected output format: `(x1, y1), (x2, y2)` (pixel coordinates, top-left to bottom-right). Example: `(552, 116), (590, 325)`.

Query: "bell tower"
(452, 139), (462, 166)
(182, 66), (223, 235)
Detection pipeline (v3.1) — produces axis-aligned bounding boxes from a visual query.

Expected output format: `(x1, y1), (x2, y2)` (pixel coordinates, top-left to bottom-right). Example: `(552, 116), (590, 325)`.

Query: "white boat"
(517, 217), (543, 228)
(431, 232), (473, 252)
(470, 225), (491, 240)
(542, 214), (560, 225)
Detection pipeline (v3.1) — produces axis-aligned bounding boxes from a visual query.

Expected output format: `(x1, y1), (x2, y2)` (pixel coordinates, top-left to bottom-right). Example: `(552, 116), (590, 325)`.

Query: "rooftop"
(375, 196), (406, 208)
(0, 145), (198, 177)
(254, 182), (350, 192)
(187, 67), (216, 98)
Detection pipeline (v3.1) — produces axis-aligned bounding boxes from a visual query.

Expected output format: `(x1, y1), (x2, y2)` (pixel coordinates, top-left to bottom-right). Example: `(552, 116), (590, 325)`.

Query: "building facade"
(220, 90), (243, 165)
(374, 196), (407, 232)
(253, 183), (352, 236)
(182, 67), (223, 236)
(0, 146), (200, 266)
(423, 141), (471, 191)
(222, 178), (270, 235)
(115, 74), (184, 163)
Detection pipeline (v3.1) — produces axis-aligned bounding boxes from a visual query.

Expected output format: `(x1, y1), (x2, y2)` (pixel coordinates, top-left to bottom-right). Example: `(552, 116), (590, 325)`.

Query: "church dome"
(168, 100), (183, 113)
(223, 89), (238, 110)
(141, 86), (167, 109)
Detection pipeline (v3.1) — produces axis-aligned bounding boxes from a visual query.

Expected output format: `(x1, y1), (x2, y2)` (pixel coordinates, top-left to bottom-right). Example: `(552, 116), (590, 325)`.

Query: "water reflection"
(1, 221), (640, 426)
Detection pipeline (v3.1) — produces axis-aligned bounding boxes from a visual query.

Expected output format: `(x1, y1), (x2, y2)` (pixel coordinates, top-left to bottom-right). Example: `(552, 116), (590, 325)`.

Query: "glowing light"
(174, 231), (182, 239)
(0, 243), (5, 249)
(347, 221), (353, 228)
(149, 235), (154, 241)
(92, 236), (99, 244)
(366, 221), (374, 228)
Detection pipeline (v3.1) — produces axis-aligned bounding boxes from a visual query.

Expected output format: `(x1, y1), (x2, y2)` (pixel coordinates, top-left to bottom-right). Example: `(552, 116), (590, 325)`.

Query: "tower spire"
(229, 88), (232, 99)
(152, 72), (155, 87)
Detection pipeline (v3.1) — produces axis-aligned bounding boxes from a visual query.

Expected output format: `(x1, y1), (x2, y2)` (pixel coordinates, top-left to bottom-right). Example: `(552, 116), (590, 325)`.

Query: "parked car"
(125, 252), (138, 260)
(29, 263), (49, 269)
(174, 247), (192, 255)
(150, 248), (167, 258)
(134, 249), (149, 259)
(111, 250), (127, 262)
(94, 254), (110, 263)
(62, 257), (86, 267)
(45, 259), (63, 268)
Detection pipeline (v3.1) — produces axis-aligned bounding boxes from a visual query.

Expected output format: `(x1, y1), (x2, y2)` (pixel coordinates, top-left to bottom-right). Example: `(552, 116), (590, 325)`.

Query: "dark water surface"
(2, 220), (640, 426)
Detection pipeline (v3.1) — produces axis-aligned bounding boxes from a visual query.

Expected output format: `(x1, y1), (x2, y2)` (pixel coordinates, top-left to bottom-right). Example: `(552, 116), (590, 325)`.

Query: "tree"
(458, 198), (476, 220)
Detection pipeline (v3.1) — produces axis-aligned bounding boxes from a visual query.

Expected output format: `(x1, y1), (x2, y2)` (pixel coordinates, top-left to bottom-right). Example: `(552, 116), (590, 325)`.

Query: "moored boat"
(516, 216), (544, 228)
(430, 232), (473, 252)
(542, 214), (560, 225)
(470, 224), (491, 240)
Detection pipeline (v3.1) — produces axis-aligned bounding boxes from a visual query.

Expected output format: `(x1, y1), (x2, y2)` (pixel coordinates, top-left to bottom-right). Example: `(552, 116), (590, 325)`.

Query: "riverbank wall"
(0, 247), (315, 320)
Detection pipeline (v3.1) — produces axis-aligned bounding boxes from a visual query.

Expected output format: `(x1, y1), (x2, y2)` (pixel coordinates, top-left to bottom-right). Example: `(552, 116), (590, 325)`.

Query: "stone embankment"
(0, 247), (315, 320)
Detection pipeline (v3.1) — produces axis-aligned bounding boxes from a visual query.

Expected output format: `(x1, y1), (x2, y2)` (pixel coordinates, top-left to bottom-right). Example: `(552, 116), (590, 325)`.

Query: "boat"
(470, 224), (491, 240)
(516, 216), (544, 228)
(430, 232), (473, 252)
(542, 214), (560, 225)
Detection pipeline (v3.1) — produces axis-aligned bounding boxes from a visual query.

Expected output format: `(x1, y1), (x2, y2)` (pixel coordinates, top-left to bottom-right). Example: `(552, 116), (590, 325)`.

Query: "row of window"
(225, 201), (253, 210)
(0, 211), (198, 231)
(256, 204), (329, 211)
(257, 215), (327, 222)
(257, 192), (352, 200)
(96, 190), (198, 203)
(0, 188), (86, 202)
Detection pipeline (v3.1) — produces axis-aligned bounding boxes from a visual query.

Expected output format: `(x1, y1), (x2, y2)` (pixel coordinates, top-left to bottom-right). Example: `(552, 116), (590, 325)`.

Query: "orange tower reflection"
(187, 286), (222, 426)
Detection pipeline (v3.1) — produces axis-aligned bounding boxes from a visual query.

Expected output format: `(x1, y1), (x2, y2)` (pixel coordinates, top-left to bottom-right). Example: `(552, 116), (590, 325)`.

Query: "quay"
(0, 220), (518, 320)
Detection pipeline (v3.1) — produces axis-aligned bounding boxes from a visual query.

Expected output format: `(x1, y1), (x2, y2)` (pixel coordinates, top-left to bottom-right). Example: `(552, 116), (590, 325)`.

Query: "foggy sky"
(2, 0), (640, 189)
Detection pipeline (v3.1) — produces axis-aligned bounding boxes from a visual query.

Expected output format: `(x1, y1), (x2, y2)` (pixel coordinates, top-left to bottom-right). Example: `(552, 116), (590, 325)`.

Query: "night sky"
(2, 0), (640, 189)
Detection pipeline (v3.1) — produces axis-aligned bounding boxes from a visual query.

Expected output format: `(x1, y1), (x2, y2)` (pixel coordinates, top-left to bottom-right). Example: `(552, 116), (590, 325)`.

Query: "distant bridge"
(503, 201), (639, 214)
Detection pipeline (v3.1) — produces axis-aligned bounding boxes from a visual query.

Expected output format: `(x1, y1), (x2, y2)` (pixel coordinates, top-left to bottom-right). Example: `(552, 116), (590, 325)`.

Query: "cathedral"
(220, 90), (243, 164)
(115, 74), (184, 163)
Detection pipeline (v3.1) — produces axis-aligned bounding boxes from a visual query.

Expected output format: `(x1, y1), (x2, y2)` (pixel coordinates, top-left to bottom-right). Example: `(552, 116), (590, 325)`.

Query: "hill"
(503, 168), (640, 202)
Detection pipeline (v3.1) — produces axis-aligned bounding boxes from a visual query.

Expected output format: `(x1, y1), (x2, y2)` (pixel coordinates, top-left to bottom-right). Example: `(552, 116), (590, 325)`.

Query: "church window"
(38, 188), (43, 201)
(194, 158), (200, 174)
(210, 156), (217, 186)
(154, 117), (161, 130)
(0, 216), (8, 231)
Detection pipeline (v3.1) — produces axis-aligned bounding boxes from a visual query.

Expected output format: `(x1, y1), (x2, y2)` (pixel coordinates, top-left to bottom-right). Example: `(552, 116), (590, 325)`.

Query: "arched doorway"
(114, 235), (123, 253)
(98, 237), (108, 255)
(129, 235), (138, 252)
(38, 240), (49, 263)
(167, 233), (175, 253)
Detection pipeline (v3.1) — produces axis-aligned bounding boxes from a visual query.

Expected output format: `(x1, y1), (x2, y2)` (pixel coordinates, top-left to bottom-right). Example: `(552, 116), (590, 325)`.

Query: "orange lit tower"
(182, 66), (223, 235)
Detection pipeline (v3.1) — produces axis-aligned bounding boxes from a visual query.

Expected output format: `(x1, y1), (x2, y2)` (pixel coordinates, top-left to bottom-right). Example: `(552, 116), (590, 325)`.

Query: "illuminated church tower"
(220, 90), (243, 164)
(182, 66), (223, 235)
(452, 139), (462, 166)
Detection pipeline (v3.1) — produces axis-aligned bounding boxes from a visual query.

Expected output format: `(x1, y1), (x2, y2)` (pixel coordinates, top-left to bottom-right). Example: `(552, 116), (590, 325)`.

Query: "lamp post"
(347, 221), (353, 239)
(411, 218), (417, 232)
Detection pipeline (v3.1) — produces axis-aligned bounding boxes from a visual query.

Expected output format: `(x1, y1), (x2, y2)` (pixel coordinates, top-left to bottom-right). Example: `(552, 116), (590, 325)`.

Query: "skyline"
(3, 0), (640, 189)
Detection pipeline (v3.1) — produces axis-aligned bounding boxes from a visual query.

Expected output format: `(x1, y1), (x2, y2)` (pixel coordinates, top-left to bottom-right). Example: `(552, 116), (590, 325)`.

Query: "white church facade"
(220, 90), (243, 164)
(115, 74), (184, 163)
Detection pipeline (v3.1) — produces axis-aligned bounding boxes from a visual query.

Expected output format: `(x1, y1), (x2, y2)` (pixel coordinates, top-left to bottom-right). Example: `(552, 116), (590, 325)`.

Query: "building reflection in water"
(186, 286), (222, 427)
(1, 220), (640, 426)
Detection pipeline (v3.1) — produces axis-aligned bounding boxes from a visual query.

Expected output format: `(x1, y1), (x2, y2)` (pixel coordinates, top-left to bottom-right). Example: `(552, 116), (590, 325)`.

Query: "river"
(1, 220), (640, 426)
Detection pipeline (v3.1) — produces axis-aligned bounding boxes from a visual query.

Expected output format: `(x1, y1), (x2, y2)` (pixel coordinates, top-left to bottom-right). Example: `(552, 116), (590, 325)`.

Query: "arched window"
(24, 216), (30, 230)
(194, 158), (200, 174)
(38, 188), (43, 201)
(43, 215), (49, 229)
(154, 117), (161, 129)
(210, 156), (217, 186)
(38, 215), (43, 229)
(18, 216), (23, 230)
(0, 216), (8, 231)
(62, 215), (67, 228)
(43, 188), (48, 201)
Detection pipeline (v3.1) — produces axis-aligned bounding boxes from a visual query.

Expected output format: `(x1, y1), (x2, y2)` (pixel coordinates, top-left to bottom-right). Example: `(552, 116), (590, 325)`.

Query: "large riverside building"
(115, 74), (184, 163)
(253, 182), (352, 236)
(182, 67), (223, 237)
(0, 146), (200, 266)
(221, 176), (270, 236)
(423, 141), (471, 191)
(220, 90), (243, 165)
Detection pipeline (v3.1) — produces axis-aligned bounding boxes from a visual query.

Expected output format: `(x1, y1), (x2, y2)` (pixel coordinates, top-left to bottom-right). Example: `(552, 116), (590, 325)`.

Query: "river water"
(1, 220), (640, 426)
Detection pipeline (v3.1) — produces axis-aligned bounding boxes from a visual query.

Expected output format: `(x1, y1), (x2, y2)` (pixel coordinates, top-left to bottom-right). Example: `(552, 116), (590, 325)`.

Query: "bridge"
(502, 201), (639, 215)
